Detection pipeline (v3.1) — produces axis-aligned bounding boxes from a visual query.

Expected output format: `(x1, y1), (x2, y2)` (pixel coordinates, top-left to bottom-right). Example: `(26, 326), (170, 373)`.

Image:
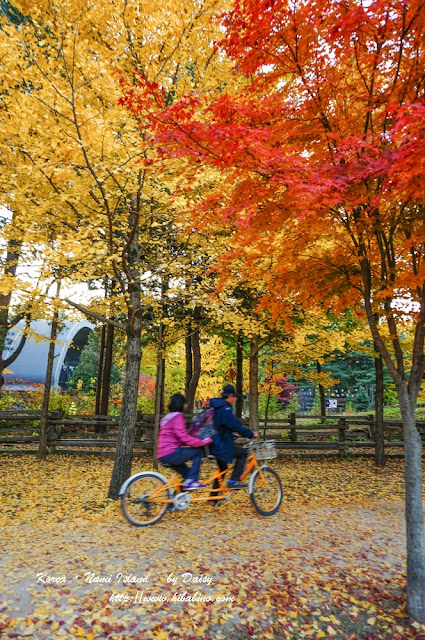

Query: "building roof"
(2, 319), (94, 390)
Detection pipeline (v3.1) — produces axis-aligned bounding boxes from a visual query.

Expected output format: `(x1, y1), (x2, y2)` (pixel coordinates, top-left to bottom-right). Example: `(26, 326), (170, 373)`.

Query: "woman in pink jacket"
(157, 393), (212, 490)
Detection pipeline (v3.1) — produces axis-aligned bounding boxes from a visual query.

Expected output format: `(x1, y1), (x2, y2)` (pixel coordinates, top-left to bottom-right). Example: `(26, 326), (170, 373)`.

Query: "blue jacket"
(208, 398), (254, 464)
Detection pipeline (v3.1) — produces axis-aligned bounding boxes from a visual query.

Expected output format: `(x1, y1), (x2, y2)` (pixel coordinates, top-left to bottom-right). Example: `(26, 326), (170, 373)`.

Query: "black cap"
(222, 384), (241, 398)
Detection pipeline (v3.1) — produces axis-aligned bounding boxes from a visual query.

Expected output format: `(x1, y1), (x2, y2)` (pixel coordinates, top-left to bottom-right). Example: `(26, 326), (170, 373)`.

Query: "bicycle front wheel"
(249, 466), (282, 516)
(121, 472), (171, 527)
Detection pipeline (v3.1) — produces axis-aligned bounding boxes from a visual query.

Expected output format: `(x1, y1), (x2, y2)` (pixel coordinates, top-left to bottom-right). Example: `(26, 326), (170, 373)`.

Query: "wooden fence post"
(368, 414), (375, 439)
(289, 412), (297, 442)
(136, 411), (143, 440)
(46, 409), (62, 454)
(338, 417), (346, 457)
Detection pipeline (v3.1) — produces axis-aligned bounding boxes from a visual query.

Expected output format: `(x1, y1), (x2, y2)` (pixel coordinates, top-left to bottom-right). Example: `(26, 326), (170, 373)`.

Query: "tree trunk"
(359, 255), (425, 620)
(160, 353), (165, 415)
(0, 316), (30, 388)
(374, 344), (385, 467)
(108, 204), (142, 499)
(185, 307), (201, 414)
(249, 334), (259, 432)
(264, 387), (271, 427)
(100, 323), (115, 417)
(153, 322), (164, 470)
(236, 334), (244, 418)
(316, 361), (326, 421)
(101, 278), (117, 420)
(398, 384), (425, 621)
(0, 233), (27, 388)
(185, 324), (192, 394)
(108, 321), (141, 498)
(38, 284), (60, 459)
(95, 325), (106, 420)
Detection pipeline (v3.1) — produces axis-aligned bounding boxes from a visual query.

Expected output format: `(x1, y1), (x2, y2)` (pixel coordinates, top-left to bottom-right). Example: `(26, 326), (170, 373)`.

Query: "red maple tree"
(123, 0), (425, 620)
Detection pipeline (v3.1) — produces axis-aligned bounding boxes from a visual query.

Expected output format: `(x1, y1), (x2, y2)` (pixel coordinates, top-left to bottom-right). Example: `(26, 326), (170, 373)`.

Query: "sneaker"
(182, 479), (206, 491)
(228, 480), (248, 490)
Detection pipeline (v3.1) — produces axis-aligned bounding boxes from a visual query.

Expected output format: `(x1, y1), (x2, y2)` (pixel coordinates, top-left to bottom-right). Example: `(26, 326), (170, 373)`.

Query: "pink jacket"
(157, 412), (211, 458)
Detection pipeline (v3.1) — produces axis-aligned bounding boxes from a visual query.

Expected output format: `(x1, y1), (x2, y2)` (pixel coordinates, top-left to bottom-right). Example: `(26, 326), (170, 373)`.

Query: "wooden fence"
(0, 409), (424, 457)
(249, 413), (425, 454)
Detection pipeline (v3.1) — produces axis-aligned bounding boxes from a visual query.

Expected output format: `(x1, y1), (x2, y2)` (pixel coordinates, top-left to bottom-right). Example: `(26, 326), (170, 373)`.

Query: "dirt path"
(1, 455), (424, 639)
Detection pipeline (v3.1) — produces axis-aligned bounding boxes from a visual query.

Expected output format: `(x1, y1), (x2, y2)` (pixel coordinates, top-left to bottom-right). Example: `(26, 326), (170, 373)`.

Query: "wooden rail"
(1, 410), (424, 457)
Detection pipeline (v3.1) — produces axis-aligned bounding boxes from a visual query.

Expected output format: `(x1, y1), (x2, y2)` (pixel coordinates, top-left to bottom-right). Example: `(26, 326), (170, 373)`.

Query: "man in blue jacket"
(209, 384), (259, 490)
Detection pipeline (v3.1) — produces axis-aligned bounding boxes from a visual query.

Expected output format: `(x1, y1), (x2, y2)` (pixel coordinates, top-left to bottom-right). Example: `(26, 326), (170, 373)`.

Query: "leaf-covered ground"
(1, 454), (425, 640)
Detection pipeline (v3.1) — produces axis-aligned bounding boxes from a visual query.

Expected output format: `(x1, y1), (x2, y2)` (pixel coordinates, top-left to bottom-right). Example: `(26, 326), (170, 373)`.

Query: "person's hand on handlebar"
(252, 431), (259, 439)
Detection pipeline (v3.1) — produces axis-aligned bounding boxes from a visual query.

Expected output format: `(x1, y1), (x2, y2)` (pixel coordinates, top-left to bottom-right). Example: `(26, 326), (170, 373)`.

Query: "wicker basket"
(247, 440), (277, 460)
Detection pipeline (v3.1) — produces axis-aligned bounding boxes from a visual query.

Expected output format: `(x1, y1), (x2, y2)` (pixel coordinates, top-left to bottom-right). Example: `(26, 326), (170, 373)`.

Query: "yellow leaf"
(327, 627), (337, 636)
(367, 617), (376, 625)
(20, 625), (35, 637)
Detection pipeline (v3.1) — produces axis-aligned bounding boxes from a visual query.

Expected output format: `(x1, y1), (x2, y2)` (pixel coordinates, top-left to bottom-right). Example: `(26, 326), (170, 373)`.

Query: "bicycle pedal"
(213, 494), (230, 506)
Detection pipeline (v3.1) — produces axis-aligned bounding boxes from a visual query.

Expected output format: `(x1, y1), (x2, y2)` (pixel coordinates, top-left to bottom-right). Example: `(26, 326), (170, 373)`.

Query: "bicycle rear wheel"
(249, 466), (282, 516)
(121, 472), (171, 527)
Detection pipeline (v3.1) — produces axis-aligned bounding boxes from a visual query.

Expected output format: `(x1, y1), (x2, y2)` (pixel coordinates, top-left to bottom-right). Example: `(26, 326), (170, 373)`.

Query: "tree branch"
(63, 298), (126, 330)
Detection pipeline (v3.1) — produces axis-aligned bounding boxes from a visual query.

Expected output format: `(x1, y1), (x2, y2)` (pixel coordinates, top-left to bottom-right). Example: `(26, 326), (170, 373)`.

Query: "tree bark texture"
(374, 345), (386, 467)
(108, 203), (142, 499)
(38, 288), (60, 460)
(160, 354), (165, 415)
(108, 320), (141, 498)
(185, 325), (192, 395)
(95, 325), (106, 420)
(316, 361), (326, 420)
(264, 389), (271, 428)
(153, 323), (164, 470)
(249, 334), (259, 431)
(185, 307), (201, 414)
(100, 323), (115, 417)
(236, 334), (244, 419)
(398, 384), (425, 622)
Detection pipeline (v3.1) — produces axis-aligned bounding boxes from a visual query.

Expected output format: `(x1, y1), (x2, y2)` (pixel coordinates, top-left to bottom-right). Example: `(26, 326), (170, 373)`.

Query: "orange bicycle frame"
(147, 451), (265, 505)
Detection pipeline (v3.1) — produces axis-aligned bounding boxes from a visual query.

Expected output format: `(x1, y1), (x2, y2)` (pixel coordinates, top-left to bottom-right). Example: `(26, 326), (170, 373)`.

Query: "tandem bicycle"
(119, 439), (282, 527)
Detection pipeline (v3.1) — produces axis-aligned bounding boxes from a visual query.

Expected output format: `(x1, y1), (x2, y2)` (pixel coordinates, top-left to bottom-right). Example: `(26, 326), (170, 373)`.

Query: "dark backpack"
(189, 408), (216, 439)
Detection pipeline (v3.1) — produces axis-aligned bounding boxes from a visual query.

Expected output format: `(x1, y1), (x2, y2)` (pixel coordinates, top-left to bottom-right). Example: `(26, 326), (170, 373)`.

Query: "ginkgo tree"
(0, 0), (235, 496)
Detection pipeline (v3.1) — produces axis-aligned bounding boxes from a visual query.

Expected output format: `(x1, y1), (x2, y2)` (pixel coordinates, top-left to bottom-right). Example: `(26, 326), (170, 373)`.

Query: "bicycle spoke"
(122, 473), (170, 527)
(250, 467), (282, 516)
